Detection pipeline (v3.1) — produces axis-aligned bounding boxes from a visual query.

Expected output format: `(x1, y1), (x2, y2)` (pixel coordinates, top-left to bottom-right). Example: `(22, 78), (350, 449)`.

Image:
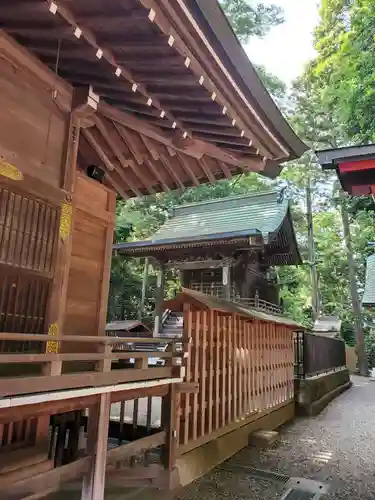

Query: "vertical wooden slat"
(256, 320), (261, 411)
(238, 317), (243, 419)
(4, 193), (17, 264)
(233, 315), (238, 421)
(244, 320), (250, 415)
(192, 310), (200, 441)
(214, 311), (220, 429)
(271, 324), (275, 406)
(183, 308), (192, 445)
(264, 321), (270, 409)
(199, 310), (207, 437)
(229, 314), (234, 422)
(221, 314), (227, 426)
(81, 394), (111, 500)
(207, 309), (214, 434)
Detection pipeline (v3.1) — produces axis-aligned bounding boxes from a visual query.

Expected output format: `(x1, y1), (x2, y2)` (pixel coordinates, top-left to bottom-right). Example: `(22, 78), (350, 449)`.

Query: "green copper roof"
(152, 191), (287, 243)
(363, 254), (375, 306)
(115, 191), (292, 253)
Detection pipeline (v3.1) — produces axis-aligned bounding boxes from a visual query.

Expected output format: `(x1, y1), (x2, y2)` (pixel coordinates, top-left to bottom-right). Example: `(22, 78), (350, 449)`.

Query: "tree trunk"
(306, 178), (320, 322)
(340, 189), (368, 376)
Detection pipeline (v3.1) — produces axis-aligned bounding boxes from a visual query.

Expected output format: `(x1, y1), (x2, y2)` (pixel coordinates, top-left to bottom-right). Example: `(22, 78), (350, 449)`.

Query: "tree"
(219, 0), (284, 42)
(312, 0), (375, 142)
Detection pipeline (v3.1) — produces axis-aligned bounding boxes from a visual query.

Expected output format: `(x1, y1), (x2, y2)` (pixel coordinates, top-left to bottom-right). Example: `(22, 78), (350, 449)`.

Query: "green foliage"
(312, 0), (375, 142)
(219, 0), (284, 42)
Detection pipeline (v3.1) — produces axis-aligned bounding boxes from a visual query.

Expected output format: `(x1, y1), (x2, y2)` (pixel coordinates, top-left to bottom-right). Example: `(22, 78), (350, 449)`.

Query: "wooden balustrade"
(0, 333), (183, 397)
(178, 309), (295, 452)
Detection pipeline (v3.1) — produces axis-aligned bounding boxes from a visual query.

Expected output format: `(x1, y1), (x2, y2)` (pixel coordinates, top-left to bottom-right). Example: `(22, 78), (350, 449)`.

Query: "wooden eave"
(0, 0), (306, 197)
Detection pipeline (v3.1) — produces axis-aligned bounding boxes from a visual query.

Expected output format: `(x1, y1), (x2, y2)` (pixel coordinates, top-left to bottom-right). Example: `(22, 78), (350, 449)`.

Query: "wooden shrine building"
(317, 144), (375, 308)
(115, 190), (302, 333)
(0, 0), (305, 498)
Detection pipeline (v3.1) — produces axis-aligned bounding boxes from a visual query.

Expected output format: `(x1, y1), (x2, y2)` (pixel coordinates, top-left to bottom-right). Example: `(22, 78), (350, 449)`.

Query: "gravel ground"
(176, 375), (375, 500)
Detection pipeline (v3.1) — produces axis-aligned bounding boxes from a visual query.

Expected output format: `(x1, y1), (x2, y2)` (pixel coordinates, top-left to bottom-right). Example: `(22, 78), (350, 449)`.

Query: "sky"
(245, 0), (320, 85)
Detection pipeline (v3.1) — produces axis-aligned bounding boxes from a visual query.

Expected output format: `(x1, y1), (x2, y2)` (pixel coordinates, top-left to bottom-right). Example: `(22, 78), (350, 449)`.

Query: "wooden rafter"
(218, 161), (233, 180)
(160, 156), (184, 189)
(136, 0), (273, 158)
(199, 157), (216, 183)
(99, 102), (264, 171)
(93, 115), (155, 195)
(113, 123), (145, 165)
(144, 159), (170, 192)
(177, 154), (200, 187)
(44, 0), (193, 138)
(82, 128), (142, 197)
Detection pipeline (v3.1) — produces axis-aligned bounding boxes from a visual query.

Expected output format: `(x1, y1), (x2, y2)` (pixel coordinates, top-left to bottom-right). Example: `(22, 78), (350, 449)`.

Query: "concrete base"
(249, 430), (279, 448)
(296, 369), (352, 417)
(175, 402), (294, 488)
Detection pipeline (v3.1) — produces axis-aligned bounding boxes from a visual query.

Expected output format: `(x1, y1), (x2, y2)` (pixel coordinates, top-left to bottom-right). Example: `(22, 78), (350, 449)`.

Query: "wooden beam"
(82, 394), (111, 500)
(144, 159), (170, 192)
(177, 154), (200, 187)
(113, 123), (144, 165)
(107, 431), (166, 464)
(218, 161), (232, 179)
(93, 115), (156, 195)
(199, 157), (216, 183)
(82, 128), (142, 197)
(0, 367), (174, 397)
(104, 171), (129, 199)
(160, 156), (184, 189)
(47, 1), (191, 137)
(0, 456), (92, 499)
(99, 102), (245, 166)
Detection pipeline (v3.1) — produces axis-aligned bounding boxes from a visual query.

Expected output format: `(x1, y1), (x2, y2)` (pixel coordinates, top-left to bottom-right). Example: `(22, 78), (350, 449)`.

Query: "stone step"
(249, 430), (279, 448)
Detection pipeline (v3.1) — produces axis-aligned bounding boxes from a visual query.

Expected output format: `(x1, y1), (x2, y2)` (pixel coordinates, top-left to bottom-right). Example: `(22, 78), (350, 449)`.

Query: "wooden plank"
(199, 310), (207, 437)
(0, 456), (91, 499)
(243, 320), (249, 415)
(0, 368), (174, 397)
(214, 311), (220, 430)
(161, 384), (177, 471)
(0, 332), (176, 344)
(183, 308), (192, 445)
(221, 315), (226, 426)
(228, 314), (233, 423)
(207, 310), (214, 434)
(192, 311), (200, 441)
(107, 432), (166, 464)
(233, 315), (238, 421)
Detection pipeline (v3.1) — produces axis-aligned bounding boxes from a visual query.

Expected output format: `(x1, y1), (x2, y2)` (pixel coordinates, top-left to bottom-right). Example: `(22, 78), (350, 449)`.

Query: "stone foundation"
(295, 369), (352, 416)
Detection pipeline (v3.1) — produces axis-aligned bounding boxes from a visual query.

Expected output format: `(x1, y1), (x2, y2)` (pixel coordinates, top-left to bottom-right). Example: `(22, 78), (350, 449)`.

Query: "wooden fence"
(178, 308), (295, 449)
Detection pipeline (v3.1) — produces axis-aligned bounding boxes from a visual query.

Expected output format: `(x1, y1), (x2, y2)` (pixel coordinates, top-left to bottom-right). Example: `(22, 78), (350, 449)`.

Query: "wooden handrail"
(0, 351), (176, 364)
(0, 332), (178, 344)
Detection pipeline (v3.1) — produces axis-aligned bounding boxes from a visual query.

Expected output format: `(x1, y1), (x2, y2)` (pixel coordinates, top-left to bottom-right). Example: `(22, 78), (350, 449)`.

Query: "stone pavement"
(176, 376), (375, 500)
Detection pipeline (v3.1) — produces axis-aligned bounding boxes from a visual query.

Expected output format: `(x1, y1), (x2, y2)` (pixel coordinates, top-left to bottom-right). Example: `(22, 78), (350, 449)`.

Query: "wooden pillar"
(139, 258), (149, 321)
(81, 393), (111, 500)
(161, 384), (177, 472)
(154, 262), (165, 335)
(222, 262), (231, 300)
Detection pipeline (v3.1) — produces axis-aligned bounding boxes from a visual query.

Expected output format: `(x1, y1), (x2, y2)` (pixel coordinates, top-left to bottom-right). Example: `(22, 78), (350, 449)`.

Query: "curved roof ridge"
(173, 189), (280, 212)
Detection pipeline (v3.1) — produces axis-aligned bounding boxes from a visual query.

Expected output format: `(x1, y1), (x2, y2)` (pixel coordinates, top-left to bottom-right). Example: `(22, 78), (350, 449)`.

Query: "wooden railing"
(0, 333), (183, 397)
(186, 284), (282, 315)
(233, 297), (283, 315)
(177, 308), (295, 453)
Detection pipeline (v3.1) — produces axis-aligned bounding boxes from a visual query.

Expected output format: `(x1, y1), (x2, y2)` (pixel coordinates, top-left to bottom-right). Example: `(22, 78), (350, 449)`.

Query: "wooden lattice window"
(0, 186), (59, 352)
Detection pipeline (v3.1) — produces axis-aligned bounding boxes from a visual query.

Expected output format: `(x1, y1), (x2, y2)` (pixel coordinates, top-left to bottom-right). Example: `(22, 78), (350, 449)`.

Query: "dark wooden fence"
(294, 332), (347, 378)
